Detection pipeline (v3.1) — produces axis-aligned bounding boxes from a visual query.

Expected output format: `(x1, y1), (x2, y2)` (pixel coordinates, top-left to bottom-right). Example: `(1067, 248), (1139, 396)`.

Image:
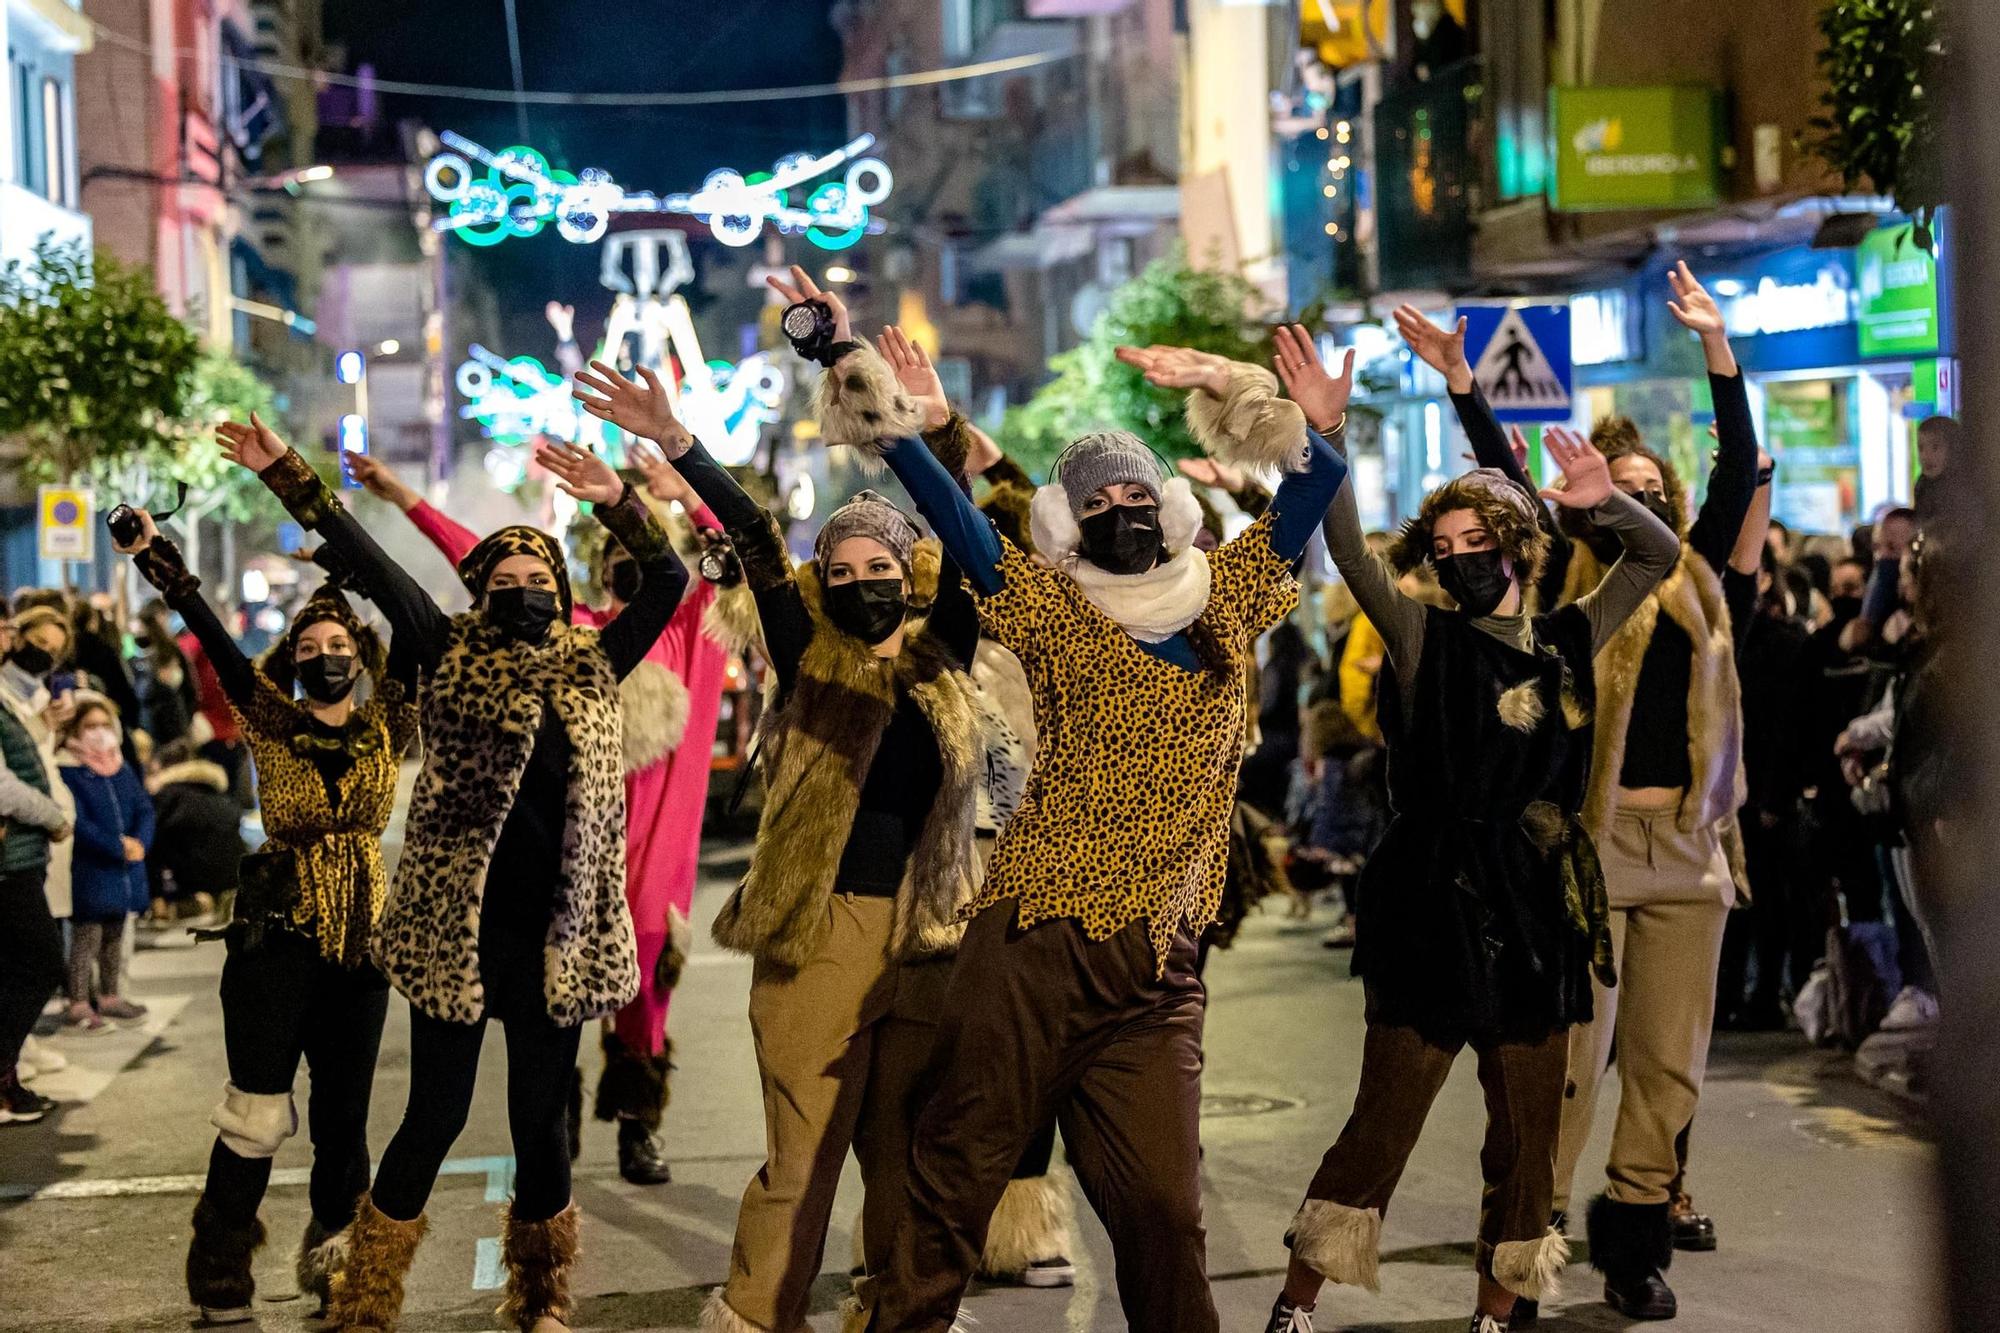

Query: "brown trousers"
(863, 903), (1215, 1333)
(1300, 1020), (1570, 1279)
(721, 895), (952, 1333)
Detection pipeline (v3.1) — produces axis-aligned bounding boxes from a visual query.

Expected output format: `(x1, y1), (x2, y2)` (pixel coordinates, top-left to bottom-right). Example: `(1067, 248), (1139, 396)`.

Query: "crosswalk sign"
(1458, 304), (1573, 422)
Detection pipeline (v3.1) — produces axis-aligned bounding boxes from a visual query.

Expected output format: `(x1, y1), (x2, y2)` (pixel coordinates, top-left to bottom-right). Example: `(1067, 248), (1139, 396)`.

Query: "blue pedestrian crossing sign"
(1457, 304), (1573, 422)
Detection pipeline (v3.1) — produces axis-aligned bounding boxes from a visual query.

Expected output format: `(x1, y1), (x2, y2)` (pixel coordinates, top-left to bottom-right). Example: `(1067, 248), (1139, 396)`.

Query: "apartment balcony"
(0, 183), (91, 269)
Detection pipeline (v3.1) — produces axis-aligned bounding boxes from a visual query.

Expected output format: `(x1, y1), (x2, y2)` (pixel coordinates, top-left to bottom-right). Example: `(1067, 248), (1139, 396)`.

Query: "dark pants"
(202, 928), (391, 1231)
(1302, 1019), (1569, 1277)
(0, 868), (63, 1072)
(866, 906), (1214, 1333)
(372, 1007), (583, 1224)
(1719, 812), (1806, 1020)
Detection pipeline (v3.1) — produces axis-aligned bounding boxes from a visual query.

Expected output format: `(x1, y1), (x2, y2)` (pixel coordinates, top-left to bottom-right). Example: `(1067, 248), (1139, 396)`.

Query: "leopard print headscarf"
(456, 525), (572, 618)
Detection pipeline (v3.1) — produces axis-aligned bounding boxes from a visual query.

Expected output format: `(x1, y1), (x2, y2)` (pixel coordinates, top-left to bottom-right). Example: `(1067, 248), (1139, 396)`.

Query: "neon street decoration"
(423, 130), (893, 251)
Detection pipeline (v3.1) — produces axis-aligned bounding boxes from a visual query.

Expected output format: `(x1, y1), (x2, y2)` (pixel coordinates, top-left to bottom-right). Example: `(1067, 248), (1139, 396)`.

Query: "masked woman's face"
(484, 554), (559, 598)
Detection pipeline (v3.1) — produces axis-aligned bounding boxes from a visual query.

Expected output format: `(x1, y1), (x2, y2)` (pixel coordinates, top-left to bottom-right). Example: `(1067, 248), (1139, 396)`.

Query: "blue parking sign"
(1458, 305), (1574, 423)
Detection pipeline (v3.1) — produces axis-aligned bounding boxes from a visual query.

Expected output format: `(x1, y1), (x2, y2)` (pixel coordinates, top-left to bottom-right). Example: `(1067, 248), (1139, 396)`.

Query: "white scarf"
(1063, 547), (1212, 643)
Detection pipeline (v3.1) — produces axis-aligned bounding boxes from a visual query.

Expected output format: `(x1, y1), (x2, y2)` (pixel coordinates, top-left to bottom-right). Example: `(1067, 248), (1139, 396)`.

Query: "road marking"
(28, 996), (193, 1105)
(472, 1236), (504, 1290)
(0, 1152), (518, 1203)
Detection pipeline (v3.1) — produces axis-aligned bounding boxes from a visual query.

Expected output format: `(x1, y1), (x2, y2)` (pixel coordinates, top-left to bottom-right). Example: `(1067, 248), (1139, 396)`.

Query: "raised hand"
(965, 422), (1005, 477)
(626, 438), (695, 505)
(1114, 344), (1232, 397)
(1666, 260), (1725, 337)
(344, 452), (420, 511)
(536, 442), (625, 507)
(573, 360), (692, 457)
(1507, 425), (1532, 473)
(1272, 324), (1356, 432)
(545, 300), (576, 342)
(765, 264), (853, 343)
(110, 508), (159, 556)
(1391, 304), (1471, 383)
(1539, 426), (1612, 510)
(215, 413), (290, 474)
(1176, 455), (1248, 493)
(875, 326), (951, 429)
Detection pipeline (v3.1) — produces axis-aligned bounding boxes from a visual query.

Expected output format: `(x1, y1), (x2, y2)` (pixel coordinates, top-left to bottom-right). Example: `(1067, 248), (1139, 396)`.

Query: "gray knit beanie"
(1055, 430), (1165, 518)
(813, 489), (919, 572)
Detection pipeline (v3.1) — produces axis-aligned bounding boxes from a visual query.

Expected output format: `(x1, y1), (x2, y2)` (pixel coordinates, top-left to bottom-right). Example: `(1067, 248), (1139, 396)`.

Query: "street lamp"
(335, 351), (369, 487)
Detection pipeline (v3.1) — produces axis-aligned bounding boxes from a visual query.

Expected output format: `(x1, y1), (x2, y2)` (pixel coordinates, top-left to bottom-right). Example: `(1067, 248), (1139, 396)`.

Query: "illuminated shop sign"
(1569, 289), (1633, 365)
(422, 130), (893, 251)
(1550, 87), (1721, 212)
(1714, 262), (1855, 339)
(1856, 222), (1941, 358)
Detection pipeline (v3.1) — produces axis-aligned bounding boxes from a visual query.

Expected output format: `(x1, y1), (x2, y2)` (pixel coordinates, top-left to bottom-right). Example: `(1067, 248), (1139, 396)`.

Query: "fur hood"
(147, 759), (230, 794)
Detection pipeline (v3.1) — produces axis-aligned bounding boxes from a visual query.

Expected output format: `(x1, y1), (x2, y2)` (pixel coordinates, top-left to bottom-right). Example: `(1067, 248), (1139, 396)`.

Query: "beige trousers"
(1553, 808), (1733, 1211)
(722, 895), (951, 1333)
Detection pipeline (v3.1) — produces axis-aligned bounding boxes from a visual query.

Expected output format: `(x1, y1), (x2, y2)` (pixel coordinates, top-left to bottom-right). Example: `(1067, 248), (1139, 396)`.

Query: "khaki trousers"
(1553, 808), (1733, 1211)
(722, 895), (951, 1333)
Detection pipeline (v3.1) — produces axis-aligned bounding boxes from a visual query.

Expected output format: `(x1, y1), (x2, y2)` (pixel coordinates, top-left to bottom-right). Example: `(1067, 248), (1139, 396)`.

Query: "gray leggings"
(67, 918), (125, 1004)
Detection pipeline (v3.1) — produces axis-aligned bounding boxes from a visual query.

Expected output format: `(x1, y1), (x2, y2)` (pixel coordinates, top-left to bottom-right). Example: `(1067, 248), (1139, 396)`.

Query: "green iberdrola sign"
(1550, 86), (1721, 212)
(1856, 223), (1940, 358)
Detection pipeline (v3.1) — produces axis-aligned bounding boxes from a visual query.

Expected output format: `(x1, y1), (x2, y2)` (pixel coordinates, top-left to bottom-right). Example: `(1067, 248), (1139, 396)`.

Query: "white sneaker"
(1468, 1316), (1509, 1333)
(1880, 986), (1940, 1031)
(17, 1037), (66, 1079)
(1265, 1298), (1314, 1332)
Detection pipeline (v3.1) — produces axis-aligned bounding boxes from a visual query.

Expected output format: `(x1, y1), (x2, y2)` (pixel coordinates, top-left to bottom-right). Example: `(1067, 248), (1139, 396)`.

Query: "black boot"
(617, 1117), (672, 1185)
(1586, 1195), (1677, 1320)
(186, 1195), (265, 1323)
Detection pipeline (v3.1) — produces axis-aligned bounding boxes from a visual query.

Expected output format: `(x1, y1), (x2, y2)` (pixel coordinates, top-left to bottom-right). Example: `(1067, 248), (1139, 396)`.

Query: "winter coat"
(59, 757), (154, 921)
(146, 759), (245, 898)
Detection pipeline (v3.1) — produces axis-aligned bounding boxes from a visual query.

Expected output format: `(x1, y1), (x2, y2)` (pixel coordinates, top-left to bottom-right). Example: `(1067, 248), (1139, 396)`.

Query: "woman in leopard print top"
(116, 510), (418, 1324)
(217, 414), (686, 1333)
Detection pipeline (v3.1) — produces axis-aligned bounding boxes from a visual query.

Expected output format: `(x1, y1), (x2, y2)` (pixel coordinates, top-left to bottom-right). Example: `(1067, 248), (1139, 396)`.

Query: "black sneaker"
(0, 1075), (49, 1124)
(1264, 1297), (1314, 1332)
(1469, 1316), (1509, 1333)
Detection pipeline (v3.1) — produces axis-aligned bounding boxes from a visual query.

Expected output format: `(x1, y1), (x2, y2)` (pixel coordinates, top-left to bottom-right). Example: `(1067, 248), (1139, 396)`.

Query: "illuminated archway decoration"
(424, 131), (893, 251)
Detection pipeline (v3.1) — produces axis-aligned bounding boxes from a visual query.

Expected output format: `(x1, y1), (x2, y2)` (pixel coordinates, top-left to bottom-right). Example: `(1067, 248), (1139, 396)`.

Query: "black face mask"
(297, 653), (358, 704)
(607, 560), (642, 604)
(1829, 595), (1864, 624)
(9, 643), (54, 677)
(1077, 502), (1163, 575)
(824, 577), (908, 645)
(485, 586), (561, 643)
(1637, 491), (1677, 531)
(1435, 549), (1514, 618)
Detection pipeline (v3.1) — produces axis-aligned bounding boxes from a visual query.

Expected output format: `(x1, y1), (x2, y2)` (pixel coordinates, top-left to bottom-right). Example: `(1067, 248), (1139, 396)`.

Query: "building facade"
(1, 0), (93, 269)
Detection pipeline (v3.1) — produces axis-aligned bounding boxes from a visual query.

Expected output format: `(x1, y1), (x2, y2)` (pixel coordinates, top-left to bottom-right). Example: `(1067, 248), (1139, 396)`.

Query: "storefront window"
(1764, 377), (1858, 535)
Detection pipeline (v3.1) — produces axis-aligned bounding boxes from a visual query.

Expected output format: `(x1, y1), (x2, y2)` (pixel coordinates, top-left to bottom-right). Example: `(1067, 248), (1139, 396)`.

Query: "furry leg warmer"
(1585, 1194), (1673, 1280)
(296, 1214), (352, 1315)
(815, 342), (927, 458)
(1286, 1198), (1382, 1292)
(497, 1199), (582, 1330)
(326, 1192), (427, 1333)
(977, 1174), (1075, 1278)
(592, 1030), (673, 1130)
(186, 1195), (266, 1311)
(1491, 1226), (1571, 1301)
(700, 1287), (789, 1333)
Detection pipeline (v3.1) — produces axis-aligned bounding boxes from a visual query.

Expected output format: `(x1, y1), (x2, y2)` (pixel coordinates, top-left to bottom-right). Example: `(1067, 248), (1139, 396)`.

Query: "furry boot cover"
(326, 1193), (427, 1333)
(977, 1174), (1075, 1277)
(1185, 360), (1310, 473)
(186, 1195), (266, 1309)
(497, 1199), (582, 1329)
(593, 1030), (672, 1131)
(1585, 1194), (1673, 1280)
(1491, 1226), (1571, 1301)
(1286, 1198), (1382, 1292)
(296, 1215), (351, 1314)
(816, 342), (927, 458)
(700, 1287), (783, 1332)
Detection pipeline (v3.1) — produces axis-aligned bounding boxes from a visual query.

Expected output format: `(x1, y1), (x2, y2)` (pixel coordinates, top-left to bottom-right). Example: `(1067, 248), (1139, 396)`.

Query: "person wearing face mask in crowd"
(1408, 260), (1769, 1320)
(794, 276), (1348, 1327)
(1268, 350), (1679, 1332)
(0, 605), (76, 1126)
(54, 694), (153, 1028)
(573, 351), (985, 1333)
(218, 414), (685, 1333)
(346, 445), (735, 1189)
(114, 507), (419, 1323)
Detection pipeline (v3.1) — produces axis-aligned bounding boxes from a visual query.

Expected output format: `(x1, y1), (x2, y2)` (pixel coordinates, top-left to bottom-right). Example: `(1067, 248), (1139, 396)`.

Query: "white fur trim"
(1491, 1226), (1571, 1301)
(210, 1083), (298, 1159)
(146, 759), (230, 794)
(839, 1294), (867, 1333)
(1159, 476), (1202, 555)
(1186, 360), (1311, 472)
(979, 1173), (1075, 1277)
(1497, 680), (1545, 733)
(1030, 484), (1082, 563)
(619, 658), (691, 773)
(295, 1222), (350, 1308)
(699, 1287), (781, 1333)
(702, 581), (762, 655)
(1287, 1198), (1381, 1292)
(816, 343), (927, 455)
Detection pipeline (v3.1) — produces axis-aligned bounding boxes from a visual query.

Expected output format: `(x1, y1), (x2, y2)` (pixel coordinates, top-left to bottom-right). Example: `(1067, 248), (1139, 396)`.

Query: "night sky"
(321, 0), (847, 344)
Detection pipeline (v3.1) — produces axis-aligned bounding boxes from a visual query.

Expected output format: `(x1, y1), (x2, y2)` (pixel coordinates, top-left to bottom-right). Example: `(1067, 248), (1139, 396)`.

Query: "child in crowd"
(57, 693), (154, 1028)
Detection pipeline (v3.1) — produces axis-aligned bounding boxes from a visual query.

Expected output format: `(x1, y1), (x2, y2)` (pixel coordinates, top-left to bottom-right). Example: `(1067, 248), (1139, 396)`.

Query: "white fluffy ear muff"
(1159, 476), (1202, 555)
(1030, 484), (1081, 563)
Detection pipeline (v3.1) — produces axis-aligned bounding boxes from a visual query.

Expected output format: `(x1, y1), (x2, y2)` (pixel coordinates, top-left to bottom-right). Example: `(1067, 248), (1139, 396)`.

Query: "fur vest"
(712, 569), (980, 973)
(375, 614), (637, 1026)
(1562, 544), (1746, 840)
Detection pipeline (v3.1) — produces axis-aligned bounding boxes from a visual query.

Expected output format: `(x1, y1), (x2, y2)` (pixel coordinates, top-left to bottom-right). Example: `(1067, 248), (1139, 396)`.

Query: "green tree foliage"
(0, 239), (201, 482)
(998, 249), (1276, 478)
(1810, 0), (1943, 246)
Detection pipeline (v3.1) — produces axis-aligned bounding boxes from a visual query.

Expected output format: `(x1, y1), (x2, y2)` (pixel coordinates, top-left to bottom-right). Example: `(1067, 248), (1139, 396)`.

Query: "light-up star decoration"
(423, 130), (893, 251)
